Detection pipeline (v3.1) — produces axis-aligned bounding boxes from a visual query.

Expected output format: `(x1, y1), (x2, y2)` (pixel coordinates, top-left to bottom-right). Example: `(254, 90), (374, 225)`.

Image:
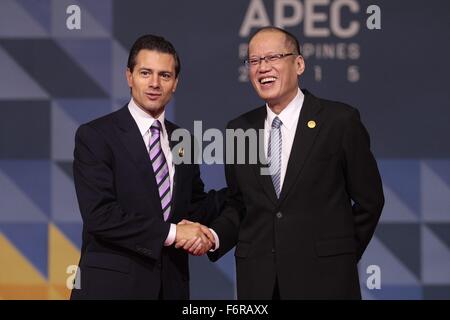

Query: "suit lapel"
(113, 106), (162, 209)
(278, 90), (324, 204)
(249, 107), (279, 206)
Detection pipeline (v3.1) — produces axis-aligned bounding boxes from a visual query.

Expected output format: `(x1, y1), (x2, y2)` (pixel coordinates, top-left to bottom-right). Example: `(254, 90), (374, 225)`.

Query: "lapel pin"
(307, 120), (316, 129)
(178, 147), (184, 157)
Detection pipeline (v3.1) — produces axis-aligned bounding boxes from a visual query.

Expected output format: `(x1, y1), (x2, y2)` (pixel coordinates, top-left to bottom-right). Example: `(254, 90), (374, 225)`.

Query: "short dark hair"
(127, 34), (181, 77)
(248, 26), (301, 55)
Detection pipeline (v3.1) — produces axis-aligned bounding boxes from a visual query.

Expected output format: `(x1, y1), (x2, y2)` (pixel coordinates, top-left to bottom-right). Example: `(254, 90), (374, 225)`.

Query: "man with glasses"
(205, 27), (384, 299)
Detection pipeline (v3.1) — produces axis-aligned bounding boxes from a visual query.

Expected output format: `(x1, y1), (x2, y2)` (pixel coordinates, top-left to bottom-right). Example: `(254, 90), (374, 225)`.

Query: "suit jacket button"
(276, 212), (283, 219)
(271, 248), (275, 253)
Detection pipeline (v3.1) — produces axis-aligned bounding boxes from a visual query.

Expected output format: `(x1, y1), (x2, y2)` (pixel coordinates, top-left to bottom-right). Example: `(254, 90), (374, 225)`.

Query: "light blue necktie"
(268, 116), (282, 198)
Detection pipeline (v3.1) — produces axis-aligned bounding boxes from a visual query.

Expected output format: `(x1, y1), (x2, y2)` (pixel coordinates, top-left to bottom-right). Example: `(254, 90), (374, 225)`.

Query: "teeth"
(260, 77), (276, 84)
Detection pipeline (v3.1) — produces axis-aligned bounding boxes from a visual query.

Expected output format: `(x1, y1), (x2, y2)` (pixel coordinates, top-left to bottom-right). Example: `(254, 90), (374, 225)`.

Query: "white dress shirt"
(264, 88), (304, 191)
(128, 98), (176, 246)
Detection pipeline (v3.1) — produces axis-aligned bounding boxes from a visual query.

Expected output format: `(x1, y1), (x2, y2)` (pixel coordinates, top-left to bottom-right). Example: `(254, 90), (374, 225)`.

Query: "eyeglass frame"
(244, 52), (299, 68)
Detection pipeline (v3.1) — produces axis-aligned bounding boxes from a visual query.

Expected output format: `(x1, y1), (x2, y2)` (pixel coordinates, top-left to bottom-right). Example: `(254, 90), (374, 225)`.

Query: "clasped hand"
(174, 219), (215, 256)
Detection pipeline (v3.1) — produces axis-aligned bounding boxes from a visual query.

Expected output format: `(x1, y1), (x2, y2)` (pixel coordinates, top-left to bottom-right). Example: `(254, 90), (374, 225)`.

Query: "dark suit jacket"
(70, 105), (222, 300)
(209, 89), (384, 299)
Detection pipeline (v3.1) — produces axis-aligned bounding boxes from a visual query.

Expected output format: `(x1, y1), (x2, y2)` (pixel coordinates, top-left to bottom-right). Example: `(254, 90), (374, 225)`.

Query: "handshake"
(174, 219), (216, 256)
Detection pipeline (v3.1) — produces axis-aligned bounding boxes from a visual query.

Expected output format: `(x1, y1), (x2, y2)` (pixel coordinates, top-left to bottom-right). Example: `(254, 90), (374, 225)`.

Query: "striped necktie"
(268, 116), (282, 198)
(149, 120), (171, 221)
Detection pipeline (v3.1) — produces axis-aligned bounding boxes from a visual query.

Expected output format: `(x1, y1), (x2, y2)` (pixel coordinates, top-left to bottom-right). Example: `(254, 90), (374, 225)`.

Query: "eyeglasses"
(244, 53), (297, 67)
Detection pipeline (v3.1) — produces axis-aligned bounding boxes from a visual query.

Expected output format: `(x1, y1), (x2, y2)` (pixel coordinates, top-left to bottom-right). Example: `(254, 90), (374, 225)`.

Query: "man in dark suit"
(70, 34), (222, 299)
(206, 27), (384, 299)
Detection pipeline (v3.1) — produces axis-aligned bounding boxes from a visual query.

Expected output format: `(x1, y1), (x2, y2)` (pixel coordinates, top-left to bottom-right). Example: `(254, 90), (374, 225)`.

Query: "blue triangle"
(55, 161), (73, 181)
(16, 0), (51, 33)
(375, 223), (421, 279)
(378, 160), (420, 217)
(424, 160), (450, 189)
(1, 222), (48, 279)
(78, 0), (112, 32)
(55, 99), (112, 125)
(55, 222), (83, 249)
(57, 39), (112, 93)
(427, 223), (450, 249)
(0, 160), (50, 217)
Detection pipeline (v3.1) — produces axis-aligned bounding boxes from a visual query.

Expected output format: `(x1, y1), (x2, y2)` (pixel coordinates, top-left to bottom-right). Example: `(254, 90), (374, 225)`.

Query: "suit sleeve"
(342, 109), (385, 260)
(73, 124), (170, 260)
(208, 122), (246, 262)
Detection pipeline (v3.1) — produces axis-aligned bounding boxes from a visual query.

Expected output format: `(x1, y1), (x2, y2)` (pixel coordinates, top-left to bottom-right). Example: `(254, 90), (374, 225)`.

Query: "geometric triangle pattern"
(421, 161), (450, 222)
(0, 168), (48, 223)
(1, 223), (48, 279)
(0, 46), (49, 99)
(375, 223), (421, 279)
(421, 225), (450, 285)
(0, 0), (48, 38)
(0, 223), (80, 299)
(0, 161), (51, 217)
(16, 0), (52, 33)
(378, 160), (421, 218)
(359, 236), (419, 286)
(56, 39), (112, 93)
(427, 223), (450, 249)
(0, 40), (108, 98)
(51, 163), (82, 223)
(380, 184), (419, 222)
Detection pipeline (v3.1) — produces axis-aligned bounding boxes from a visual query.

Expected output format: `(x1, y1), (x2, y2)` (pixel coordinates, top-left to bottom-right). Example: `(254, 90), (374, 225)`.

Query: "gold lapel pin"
(307, 120), (316, 129)
(178, 147), (184, 157)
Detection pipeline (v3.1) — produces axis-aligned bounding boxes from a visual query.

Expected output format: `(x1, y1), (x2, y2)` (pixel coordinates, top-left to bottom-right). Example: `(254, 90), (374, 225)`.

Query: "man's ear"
(296, 55), (305, 76)
(126, 68), (132, 87)
(172, 76), (179, 93)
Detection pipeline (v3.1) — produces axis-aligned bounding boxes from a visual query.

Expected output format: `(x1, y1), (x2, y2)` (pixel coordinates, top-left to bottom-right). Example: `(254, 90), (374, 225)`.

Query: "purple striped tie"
(149, 120), (171, 221)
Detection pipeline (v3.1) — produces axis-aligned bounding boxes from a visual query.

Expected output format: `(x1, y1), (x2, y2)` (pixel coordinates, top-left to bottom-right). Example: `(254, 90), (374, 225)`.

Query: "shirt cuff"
(209, 228), (220, 252)
(164, 224), (176, 246)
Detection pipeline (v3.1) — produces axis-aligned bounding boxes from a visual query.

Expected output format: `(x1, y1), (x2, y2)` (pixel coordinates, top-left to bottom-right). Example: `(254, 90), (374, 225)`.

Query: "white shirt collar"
(127, 98), (167, 137)
(265, 88), (304, 130)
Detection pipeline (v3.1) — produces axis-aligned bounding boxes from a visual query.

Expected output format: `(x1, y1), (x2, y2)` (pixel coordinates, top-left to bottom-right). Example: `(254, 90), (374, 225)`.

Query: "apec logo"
(237, 0), (381, 83)
(240, 0), (381, 37)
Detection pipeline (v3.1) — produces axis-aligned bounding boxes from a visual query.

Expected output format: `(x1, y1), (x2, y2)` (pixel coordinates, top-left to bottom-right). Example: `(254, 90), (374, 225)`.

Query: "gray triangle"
(360, 236), (419, 284)
(422, 162), (450, 222)
(0, 39), (107, 98)
(56, 161), (73, 181)
(380, 184), (418, 222)
(0, 47), (48, 99)
(0, 0), (47, 37)
(422, 225), (450, 284)
(0, 170), (47, 222)
(376, 223), (421, 279)
(427, 223), (450, 249)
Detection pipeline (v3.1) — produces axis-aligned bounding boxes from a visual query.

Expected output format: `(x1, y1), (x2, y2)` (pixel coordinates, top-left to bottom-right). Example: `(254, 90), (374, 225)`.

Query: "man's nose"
(258, 59), (272, 72)
(148, 75), (160, 88)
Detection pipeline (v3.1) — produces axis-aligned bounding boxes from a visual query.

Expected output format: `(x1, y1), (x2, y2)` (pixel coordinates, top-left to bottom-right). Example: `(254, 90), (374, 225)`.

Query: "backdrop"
(1, 0), (449, 299)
